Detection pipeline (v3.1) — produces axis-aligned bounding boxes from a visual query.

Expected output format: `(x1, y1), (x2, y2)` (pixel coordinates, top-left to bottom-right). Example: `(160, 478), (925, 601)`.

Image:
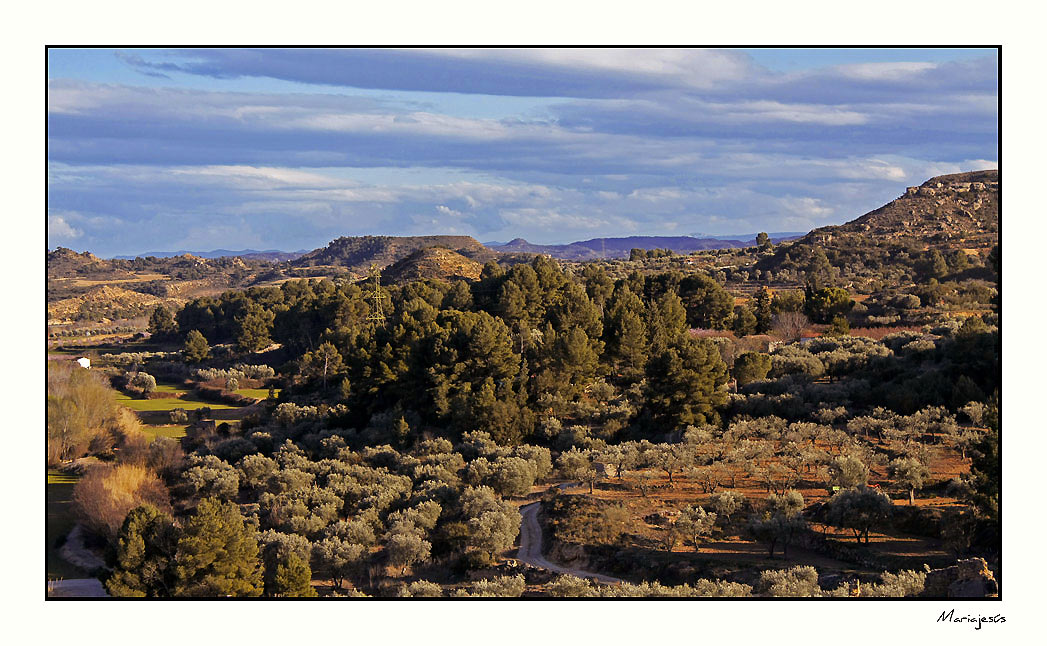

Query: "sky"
(46, 47), (999, 257)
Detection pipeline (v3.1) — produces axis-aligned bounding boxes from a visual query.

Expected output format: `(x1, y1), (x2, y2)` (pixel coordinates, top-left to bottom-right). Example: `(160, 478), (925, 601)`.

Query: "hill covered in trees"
(291, 236), (497, 275)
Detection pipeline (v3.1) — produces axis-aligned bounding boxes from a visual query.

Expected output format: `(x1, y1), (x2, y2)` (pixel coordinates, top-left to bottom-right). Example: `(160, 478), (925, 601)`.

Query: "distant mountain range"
(112, 249), (308, 261)
(110, 233), (804, 265)
(53, 171), (998, 292)
(481, 231), (799, 249)
(485, 233), (804, 260)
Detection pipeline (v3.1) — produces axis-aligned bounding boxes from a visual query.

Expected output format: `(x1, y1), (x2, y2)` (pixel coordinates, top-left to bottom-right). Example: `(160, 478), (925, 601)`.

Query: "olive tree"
(674, 506), (717, 552)
(557, 447), (601, 493)
(825, 486), (893, 543)
(710, 490), (745, 523)
(131, 371), (157, 396)
(487, 456), (537, 498)
(888, 457), (931, 505)
(312, 537), (365, 590)
(385, 528), (431, 575)
(460, 486), (520, 559)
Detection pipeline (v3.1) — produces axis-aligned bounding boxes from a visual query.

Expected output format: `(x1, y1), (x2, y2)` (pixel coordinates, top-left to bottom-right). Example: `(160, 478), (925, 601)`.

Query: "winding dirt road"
(516, 496), (621, 584)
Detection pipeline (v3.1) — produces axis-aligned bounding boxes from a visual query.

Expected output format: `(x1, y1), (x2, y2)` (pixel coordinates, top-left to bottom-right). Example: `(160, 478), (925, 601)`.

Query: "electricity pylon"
(366, 263), (387, 326)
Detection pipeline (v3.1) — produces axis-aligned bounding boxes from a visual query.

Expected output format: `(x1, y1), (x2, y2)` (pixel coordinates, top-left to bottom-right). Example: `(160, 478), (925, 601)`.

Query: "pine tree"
(442, 279), (474, 311)
(756, 232), (772, 251)
(549, 281), (603, 342)
(734, 352), (772, 386)
(644, 336), (729, 429)
(678, 274), (734, 330)
(148, 305), (178, 341)
(105, 505), (179, 597)
(754, 287), (774, 333)
(647, 290), (688, 352)
(551, 327), (601, 398)
(235, 304), (275, 353)
(174, 498), (263, 597)
(182, 329), (211, 364)
(732, 306), (758, 337)
(269, 553), (317, 597)
(604, 285), (648, 378)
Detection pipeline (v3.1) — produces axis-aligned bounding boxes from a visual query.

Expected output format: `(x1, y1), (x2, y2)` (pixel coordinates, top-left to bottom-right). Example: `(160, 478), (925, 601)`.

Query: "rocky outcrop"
(921, 558), (999, 598)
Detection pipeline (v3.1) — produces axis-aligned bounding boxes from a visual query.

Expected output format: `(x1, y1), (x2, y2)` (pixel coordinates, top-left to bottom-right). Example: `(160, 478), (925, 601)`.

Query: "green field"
(46, 470), (88, 580)
(152, 383), (188, 394)
(115, 392), (237, 412)
(141, 424), (189, 440)
(236, 387), (281, 400)
(47, 471), (79, 484)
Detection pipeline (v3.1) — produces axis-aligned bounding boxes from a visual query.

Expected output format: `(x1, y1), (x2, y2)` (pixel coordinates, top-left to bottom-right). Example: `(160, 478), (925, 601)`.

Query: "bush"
(398, 580), (444, 597)
(757, 566), (822, 597)
(545, 574), (598, 597)
(862, 570), (927, 597)
(463, 575), (526, 597)
(73, 463), (171, 542)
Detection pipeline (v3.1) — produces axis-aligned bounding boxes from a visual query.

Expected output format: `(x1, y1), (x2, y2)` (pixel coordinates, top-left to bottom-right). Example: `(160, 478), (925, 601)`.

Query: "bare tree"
(772, 311), (810, 342)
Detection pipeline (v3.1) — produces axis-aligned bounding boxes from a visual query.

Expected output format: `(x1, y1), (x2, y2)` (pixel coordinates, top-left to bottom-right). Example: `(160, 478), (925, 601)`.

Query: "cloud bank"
(47, 48), (998, 256)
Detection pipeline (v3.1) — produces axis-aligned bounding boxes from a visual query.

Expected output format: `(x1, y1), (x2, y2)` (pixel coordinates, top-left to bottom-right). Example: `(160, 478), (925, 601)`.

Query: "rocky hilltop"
(808, 169), (998, 249)
(757, 169), (998, 284)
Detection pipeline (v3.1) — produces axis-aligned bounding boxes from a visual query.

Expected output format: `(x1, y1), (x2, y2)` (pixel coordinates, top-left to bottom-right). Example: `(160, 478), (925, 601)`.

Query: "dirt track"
(516, 499), (621, 584)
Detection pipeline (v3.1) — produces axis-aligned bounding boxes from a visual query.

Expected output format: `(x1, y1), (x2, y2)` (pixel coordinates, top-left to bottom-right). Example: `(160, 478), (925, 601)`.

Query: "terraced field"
(114, 391), (237, 412)
(140, 424), (189, 440)
(236, 387), (281, 400)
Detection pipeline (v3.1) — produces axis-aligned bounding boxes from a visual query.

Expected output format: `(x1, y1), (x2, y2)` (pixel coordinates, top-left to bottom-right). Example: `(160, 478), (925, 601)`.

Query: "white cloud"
(831, 61), (938, 81)
(408, 48), (758, 89)
(170, 165), (347, 188)
(435, 205), (466, 218)
(47, 213), (82, 240)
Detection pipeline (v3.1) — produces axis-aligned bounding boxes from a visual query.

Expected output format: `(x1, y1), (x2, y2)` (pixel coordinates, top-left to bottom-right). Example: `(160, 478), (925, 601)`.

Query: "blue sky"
(46, 47), (998, 257)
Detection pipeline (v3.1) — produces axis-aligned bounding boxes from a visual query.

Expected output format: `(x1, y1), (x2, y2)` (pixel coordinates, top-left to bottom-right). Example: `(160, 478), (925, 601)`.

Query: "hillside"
(291, 235), (496, 274)
(757, 170), (999, 287)
(47, 248), (135, 280)
(817, 170), (997, 248)
(381, 247), (484, 284)
(47, 248), (272, 303)
(47, 285), (170, 325)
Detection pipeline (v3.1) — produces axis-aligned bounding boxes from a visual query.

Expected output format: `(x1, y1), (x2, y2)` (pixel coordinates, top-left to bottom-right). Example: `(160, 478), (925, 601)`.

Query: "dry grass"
(72, 463), (171, 541)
